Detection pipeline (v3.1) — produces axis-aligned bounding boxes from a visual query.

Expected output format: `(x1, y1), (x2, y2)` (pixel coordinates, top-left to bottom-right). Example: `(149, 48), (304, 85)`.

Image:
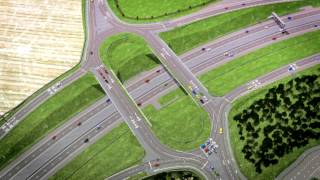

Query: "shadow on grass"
(146, 53), (161, 64)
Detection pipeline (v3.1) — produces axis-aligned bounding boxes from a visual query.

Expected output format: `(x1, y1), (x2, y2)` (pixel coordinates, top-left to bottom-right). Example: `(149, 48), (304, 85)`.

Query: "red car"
(52, 135), (57, 140)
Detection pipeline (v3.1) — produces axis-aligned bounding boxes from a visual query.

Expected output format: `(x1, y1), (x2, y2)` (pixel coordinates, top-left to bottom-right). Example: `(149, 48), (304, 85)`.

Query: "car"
(272, 37), (277, 40)
(106, 99), (111, 103)
(137, 102), (142, 106)
(204, 147), (209, 153)
(219, 128), (223, 134)
(105, 79), (109, 83)
(90, 51), (93, 55)
(224, 52), (229, 56)
(104, 69), (108, 74)
(84, 138), (89, 143)
(287, 16), (292, 20)
(77, 122), (82, 126)
(156, 69), (161, 73)
(202, 96), (208, 101)
(200, 144), (206, 149)
(145, 79), (150, 83)
(52, 135), (57, 140)
(154, 163), (160, 167)
(200, 99), (205, 104)
(206, 140), (211, 145)
(96, 126), (101, 130)
(245, 30), (249, 33)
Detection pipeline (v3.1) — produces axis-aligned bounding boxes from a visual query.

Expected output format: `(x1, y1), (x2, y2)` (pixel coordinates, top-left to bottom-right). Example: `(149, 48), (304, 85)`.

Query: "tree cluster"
(233, 72), (320, 173)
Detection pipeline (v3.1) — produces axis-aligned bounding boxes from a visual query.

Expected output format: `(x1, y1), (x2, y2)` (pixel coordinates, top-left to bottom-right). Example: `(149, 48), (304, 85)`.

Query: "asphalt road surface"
(277, 145), (320, 180)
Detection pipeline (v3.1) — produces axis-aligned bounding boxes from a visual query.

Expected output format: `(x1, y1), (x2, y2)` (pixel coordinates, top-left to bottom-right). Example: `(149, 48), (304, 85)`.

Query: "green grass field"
(99, 33), (160, 82)
(229, 64), (320, 180)
(199, 30), (320, 96)
(107, 0), (218, 23)
(127, 172), (148, 180)
(143, 88), (211, 151)
(0, 73), (105, 170)
(160, 0), (320, 55)
(50, 123), (144, 180)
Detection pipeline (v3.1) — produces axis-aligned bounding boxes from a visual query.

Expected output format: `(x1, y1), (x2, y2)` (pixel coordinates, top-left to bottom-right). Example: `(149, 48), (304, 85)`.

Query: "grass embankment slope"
(100, 33), (160, 82)
(107, 0), (218, 22)
(0, 73), (105, 170)
(229, 65), (320, 180)
(199, 30), (320, 96)
(143, 88), (211, 151)
(50, 123), (144, 180)
(160, 0), (320, 55)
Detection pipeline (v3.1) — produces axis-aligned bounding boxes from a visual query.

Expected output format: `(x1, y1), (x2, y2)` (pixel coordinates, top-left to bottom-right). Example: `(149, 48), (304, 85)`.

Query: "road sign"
(269, 12), (286, 30)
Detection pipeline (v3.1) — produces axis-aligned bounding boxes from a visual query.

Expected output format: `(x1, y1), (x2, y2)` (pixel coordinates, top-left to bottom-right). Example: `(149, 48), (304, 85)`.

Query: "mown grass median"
(0, 73), (105, 170)
(229, 64), (320, 180)
(99, 33), (160, 83)
(50, 123), (145, 180)
(143, 87), (211, 151)
(160, 0), (320, 55)
(199, 30), (320, 96)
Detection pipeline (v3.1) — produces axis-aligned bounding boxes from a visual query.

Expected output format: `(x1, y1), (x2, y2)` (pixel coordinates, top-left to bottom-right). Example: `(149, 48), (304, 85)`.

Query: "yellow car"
(219, 128), (223, 134)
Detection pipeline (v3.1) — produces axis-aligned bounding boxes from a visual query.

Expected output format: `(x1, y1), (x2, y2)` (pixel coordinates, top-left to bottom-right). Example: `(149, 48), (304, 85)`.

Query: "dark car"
(84, 138), (89, 143)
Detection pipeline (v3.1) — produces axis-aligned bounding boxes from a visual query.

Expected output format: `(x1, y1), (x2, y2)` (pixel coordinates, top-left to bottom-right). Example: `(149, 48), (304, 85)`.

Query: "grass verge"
(107, 0), (218, 23)
(143, 88), (211, 151)
(160, 0), (320, 55)
(127, 172), (148, 180)
(99, 33), (160, 83)
(50, 123), (145, 180)
(229, 64), (320, 180)
(0, 73), (105, 170)
(199, 30), (320, 96)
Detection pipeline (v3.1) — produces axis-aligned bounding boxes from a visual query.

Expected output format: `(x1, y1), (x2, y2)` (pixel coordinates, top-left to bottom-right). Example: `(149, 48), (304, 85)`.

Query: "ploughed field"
(0, 0), (83, 114)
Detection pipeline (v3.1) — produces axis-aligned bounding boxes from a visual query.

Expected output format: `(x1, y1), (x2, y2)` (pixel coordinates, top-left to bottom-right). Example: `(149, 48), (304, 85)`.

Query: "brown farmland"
(0, 0), (84, 114)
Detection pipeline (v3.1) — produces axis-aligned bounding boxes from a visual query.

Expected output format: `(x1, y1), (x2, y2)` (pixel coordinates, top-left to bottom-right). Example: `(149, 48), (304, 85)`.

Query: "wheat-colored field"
(0, 0), (84, 114)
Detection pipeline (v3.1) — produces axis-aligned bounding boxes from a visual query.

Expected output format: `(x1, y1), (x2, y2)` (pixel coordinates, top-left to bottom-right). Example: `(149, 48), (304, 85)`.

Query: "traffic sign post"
(269, 12), (286, 32)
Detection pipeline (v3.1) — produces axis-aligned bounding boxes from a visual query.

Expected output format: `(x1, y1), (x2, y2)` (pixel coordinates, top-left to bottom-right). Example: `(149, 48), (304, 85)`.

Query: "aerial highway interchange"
(0, 0), (319, 179)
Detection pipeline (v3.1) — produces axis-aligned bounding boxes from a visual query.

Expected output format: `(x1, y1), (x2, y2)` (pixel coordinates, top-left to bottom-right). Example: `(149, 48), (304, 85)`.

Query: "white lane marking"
(202, 161), (208, 169)
(162, 48), (171, 57)
(160, 53), (166, 59)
